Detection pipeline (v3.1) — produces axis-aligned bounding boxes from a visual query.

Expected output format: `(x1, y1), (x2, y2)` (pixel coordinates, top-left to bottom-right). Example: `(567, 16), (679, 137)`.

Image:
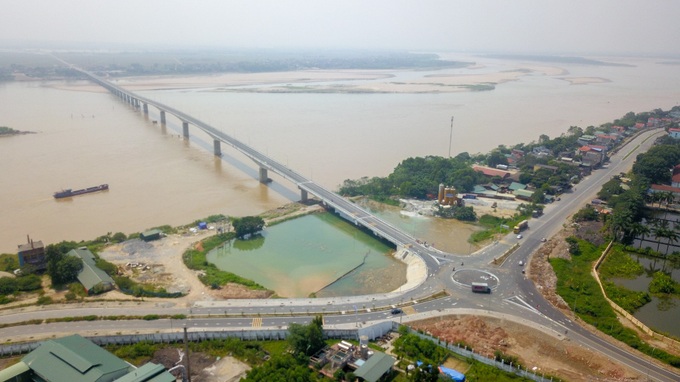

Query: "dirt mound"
(411, 315), (641, 381)
(150, 347), (216, 382)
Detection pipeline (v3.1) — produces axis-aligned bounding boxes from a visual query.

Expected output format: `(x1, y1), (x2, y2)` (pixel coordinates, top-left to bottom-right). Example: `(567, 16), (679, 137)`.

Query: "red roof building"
(472, 165), (511, 179)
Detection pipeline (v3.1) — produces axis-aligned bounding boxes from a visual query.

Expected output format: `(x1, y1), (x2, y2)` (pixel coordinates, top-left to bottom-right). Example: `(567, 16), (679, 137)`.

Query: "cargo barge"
(53, 184), (109, 199)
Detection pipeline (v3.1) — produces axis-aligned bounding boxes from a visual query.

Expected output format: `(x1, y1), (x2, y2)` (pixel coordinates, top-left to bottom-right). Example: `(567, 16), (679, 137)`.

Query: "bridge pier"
(160, 111), (166, 124)
(143, 103), (148, 114)
(300, 189), (308, 202)
(259, 167), (270, 183)
(213, 139), (222, 156)
(182, 121), (189, 138)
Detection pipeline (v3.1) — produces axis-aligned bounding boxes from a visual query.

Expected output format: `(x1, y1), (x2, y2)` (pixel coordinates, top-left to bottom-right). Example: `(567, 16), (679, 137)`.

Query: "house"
(17, 235), (46, 272)
(0, 334), (174, 382)
(354, 352), (396, 382)
(596, 134), (618, 147)
(673, 165), (680, 188)
(647, 117), (662, 127)
(67, 248), (115, 294)
(611, 125), (627, 134)
(668, 128), (680, 139)
(531, 146), (552, 158)
(577, 134), (596, 146)
(634, 122), (646, 129)
(649, 184), (680, 202)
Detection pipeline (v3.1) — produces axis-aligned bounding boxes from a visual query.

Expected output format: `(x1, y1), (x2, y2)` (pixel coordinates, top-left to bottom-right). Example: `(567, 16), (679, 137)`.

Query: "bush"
(37, 296), (53, 305)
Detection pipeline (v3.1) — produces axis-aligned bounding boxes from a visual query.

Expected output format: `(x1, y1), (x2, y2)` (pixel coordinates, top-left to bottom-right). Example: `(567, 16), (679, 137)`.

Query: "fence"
(593, 242), (680, 348)
(0, 327), (368, 358)
(400, 323), (555, 382)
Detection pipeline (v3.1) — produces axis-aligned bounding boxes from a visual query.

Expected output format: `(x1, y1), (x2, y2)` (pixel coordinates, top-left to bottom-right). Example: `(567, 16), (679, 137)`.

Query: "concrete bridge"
(68, 65), (450, 269)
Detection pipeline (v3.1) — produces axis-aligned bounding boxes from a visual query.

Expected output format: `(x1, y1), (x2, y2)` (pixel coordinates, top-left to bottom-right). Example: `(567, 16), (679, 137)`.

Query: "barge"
(53, 184), (109, 199)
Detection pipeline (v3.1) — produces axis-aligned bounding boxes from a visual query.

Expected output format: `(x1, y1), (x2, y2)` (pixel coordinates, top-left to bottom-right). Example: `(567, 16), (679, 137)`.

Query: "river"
(1, 54), (680, 253)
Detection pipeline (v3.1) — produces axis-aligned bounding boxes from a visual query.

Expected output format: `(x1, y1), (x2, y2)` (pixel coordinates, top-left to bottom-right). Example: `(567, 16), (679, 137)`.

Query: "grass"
(182, 232), (268, 290)
(550, 238), (680, 367)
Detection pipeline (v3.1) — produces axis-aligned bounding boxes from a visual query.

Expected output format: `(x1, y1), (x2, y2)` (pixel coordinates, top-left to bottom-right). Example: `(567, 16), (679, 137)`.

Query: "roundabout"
(450, 268), (500, 291)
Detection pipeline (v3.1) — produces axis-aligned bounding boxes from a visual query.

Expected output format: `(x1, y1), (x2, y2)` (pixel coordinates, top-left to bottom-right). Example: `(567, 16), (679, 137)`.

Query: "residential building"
(673, 164), (680, 188)
(17, 236), (46, 272)
(67, 248), (116, 294)
(668, 128), (680, 139)
(577, 134), (596, 146)
(649, 184), (680, 202)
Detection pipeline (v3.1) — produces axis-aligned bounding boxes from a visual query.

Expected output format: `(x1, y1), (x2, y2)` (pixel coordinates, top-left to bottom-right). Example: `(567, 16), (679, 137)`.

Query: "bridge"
(69, 64), (450, 271)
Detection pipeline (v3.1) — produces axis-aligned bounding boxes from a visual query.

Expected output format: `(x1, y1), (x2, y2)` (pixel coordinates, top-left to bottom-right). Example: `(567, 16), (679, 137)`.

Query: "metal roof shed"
(354, 352), (395, 382)
(114, 363), (175, 382)
(67, 248), (115, 294)
(22, 335), (132, 382)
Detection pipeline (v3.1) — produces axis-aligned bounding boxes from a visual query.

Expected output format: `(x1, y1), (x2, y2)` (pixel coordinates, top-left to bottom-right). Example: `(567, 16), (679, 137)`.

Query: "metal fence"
(0, 321), (557, 381)
(0, 327), (366, 358)
(401, 322), (555, 382)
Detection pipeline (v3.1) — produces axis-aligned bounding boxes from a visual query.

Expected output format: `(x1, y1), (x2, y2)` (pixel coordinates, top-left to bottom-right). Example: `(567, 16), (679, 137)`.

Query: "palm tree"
(651, 219), (671, 252)
(632, 222), (651, 248)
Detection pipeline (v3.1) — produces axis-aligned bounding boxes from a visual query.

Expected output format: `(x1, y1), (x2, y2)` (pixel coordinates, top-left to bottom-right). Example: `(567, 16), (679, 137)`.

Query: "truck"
(513, 220), (529, 234)
(471, 282), (491, 293)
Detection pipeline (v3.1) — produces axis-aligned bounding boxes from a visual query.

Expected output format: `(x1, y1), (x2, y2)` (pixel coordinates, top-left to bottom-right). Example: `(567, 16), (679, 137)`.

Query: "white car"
(517, 234), (523, 239)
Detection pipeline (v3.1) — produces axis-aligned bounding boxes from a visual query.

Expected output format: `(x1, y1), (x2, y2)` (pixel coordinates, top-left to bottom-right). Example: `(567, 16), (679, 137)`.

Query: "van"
(471, 282), (491, 293)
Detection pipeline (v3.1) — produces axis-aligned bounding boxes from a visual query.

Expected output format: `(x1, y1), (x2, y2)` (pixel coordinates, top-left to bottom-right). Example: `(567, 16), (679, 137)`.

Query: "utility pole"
(183, 324), (192, 382)
(448, 116), (454, 158)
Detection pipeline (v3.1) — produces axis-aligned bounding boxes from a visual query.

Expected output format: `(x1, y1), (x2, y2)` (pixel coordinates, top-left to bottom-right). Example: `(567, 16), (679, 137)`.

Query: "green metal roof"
(508, 182), (526, 191)
(0, 361), (30, 381)
(354, 352), (395, 382)
(67, 249), (115, 292)
(114, 363), (175, 382)
(22, 335), (132, 382)
(514, 189), (535, 198)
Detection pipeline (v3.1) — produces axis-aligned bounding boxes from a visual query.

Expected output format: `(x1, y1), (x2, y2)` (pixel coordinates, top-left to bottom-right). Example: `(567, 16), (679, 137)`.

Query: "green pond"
(207, 212), (406, 298)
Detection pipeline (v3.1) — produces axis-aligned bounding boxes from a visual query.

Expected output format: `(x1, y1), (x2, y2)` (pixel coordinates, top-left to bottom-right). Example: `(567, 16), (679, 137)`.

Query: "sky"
(1, 0), (679, 56)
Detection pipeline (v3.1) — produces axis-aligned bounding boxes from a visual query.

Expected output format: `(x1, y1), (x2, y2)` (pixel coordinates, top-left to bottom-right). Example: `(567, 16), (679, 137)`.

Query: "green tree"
(232, 216), (265, 239)
(287, 315), (324, 356)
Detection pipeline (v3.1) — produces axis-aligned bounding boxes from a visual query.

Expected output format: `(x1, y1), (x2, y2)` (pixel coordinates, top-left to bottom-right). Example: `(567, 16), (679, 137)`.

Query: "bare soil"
(150, 347), (250, 382)
(410, 315), (643, 381)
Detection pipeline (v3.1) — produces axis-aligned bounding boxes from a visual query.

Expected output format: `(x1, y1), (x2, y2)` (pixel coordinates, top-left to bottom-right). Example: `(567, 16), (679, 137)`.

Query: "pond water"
(611, 253), (680, 337)
(353, 198), (483, 255)
(206, 212), (405, 298)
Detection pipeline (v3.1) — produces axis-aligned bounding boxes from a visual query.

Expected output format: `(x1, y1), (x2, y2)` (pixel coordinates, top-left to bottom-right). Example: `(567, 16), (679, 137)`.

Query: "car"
(516, 234), (523, 239)
(391, 308), (403, 315)
(541, 237), (546, 242)
(519, 260), (524, 266)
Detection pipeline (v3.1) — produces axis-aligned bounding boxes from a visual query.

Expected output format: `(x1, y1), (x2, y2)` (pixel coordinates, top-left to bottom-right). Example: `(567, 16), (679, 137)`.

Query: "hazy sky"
(2, 0), (679, 56)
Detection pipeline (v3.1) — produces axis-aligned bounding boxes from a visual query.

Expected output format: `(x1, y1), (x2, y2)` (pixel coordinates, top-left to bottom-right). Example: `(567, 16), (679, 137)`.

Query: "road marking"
(252, 317), (262, 327)
(504, 296), (540, 314)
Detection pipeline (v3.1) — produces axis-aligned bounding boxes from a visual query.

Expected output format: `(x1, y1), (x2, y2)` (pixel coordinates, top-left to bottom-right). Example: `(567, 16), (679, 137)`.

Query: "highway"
(8, 59), (678, 380)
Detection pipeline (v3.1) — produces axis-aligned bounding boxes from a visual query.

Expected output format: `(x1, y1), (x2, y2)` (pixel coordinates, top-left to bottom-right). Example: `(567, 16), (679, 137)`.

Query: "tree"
(486, 150), (508, 167)
(232, 216), (265, 239)
(47, 252), (83, 286)
(410, 364), (440, 382)
(287, 315), (324, 356)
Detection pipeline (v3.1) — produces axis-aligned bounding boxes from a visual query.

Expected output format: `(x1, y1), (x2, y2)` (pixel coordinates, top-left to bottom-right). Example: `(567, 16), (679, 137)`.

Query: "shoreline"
(43, 61), (587, 95)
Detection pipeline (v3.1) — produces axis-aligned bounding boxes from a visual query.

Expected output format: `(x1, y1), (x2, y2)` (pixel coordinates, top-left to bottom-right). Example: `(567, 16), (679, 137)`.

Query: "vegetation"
(182, 232), (267, 290)
(287, 316), (325, 356)
(45, 243), (83, 286)
(0, 274), (42, 295)
(550, 238), (680, 367)
(393, 327), (537, 381)
(232, 216), (266, 238)
(0, 254), (19, 272)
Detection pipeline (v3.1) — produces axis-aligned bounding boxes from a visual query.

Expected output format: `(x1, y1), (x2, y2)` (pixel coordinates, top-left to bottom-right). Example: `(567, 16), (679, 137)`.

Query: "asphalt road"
(10, 61), (678, 380)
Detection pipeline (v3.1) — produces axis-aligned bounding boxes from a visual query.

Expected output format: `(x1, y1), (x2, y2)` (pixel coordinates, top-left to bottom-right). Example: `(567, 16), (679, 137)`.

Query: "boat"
(53, 184), (109, 199)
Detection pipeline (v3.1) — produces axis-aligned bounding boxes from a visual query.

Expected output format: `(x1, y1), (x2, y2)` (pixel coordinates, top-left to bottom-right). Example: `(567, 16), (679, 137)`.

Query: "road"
(7, 59), (679, 380)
